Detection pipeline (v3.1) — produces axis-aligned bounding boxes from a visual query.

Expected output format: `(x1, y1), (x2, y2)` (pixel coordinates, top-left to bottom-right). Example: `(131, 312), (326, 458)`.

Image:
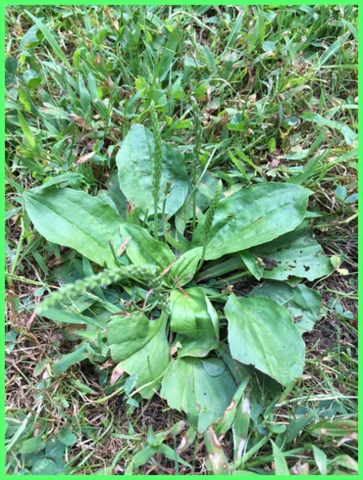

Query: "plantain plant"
(23, 105), (335, 467)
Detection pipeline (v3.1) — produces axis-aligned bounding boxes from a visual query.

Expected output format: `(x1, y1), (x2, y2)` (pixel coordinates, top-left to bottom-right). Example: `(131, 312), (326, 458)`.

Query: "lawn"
(5, 4), (358, 475)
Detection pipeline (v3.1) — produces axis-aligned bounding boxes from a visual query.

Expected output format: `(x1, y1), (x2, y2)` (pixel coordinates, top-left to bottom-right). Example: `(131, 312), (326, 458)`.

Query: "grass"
(5, 4), (358, 475)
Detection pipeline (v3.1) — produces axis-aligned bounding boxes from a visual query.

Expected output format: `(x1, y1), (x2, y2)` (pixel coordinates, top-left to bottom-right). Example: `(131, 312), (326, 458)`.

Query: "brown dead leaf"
(6, 291), (19, 324)
(69, 113), (85, 128)
(268, 158), (280, 168)
(117, 237), (131, 257)
(65, 324), (86, 334)
(75, 151), (96, 164)
(161, 260), (176, 276)
(290, 461), (309, 475)
(337, 432), (358, 446)
(111, 363), (125, 384)
(170, 346), (178, 357)
(98, 359), (115, 370)
(26, 309), (37, 331)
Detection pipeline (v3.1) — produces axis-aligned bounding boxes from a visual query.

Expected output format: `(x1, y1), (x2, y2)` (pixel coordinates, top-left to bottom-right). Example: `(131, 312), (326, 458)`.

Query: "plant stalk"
(150, 101), (162, 240)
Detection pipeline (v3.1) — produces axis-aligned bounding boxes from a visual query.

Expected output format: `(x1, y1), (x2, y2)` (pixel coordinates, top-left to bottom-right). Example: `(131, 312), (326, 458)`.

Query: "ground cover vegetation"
(5, 4), (358, 475)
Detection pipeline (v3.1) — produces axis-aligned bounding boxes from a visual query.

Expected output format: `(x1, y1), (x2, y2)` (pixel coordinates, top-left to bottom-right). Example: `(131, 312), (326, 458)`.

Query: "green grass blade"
(24, 10), (72, 68)
(271, 440), (290, 475)
(17, 111), (36, 148)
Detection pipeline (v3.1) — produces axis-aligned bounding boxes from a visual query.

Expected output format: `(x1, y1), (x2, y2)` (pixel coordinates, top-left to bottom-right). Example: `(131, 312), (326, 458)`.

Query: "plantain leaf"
(169, 287), (219, 357)
(109, 312), (169, 399)
(251, 223), (334, 281)
(24, 188), (123, 268)
(107, 313), (163, 362)
(239, 249), (263, 280)
(225, 294), (305, 386)
(116, 124), (189, 218)
(249, 281), (323, 334)
(164, 247), (202, 288)
(120, 223), (174, 271)
(192, 183), (311, 260)
(160, 357), (237, 433)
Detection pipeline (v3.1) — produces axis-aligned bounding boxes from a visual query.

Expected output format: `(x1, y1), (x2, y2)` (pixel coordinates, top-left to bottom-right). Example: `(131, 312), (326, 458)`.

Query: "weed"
(5, 5), (357, 475)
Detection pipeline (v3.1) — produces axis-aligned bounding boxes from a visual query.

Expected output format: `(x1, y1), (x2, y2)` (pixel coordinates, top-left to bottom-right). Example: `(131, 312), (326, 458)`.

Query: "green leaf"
(313, 445), (327, 475)
(19, 435), (44, 454)
(24, 10), (72, 68)
(271, 440), (290, 475)
(133, 445), (158, 467)
(310, 418), (358, 437)
(58, 427), (77, 447)
(262, 40), (276, 52)
(227, 113), (246, 131)
(335, 185), (347, 201)
(6, 56), (18, 73)
(239, 250), (262, 280)
(249, 281), (323, 334)
(345, 193), (358, 204)
(160, 357), (237, 433)
(225, 294), (305, 386)
(23, 69), (42, 89)
(52, 344), (89, 375)
(318, 36), (344, 68)
(164, 247), (202, 287)
(109, 313), (170, 399)
(116, 124), (189, 218)
(18, 111), (36, 148)
(120, 223), (174, 271)
(78, 74), (90, 115)
(32, 458), (60, 475)
(201, 45), (217, 73)
(192, 183), (311, 260)
(158, 443), (192, 468)
(45, 438), (66, 468)
(251, 224), (334, 281)
(38, 307), (104, 328)
(301, 112), (357, 146)
(225, 11), (244, 51)
(248, 9), (264, 54)
(279, 409), (319, 444)
(169, 287), (219, 357)
(155, 27), (180, 82)
(204, 427), (229, 474)
(24, 188), (123, 268)
(87, 72), (99, 101)
(108, 314), (162, 362)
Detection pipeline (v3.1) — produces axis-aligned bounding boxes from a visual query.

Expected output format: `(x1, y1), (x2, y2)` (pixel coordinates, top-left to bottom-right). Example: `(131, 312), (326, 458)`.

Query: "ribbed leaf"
(251, 223), (334, 281)
(164, 247), (202, 288)
(116, 124), (189, 218)
(160, 357), (237, 433)
(24, 188), (123, 268)
(120, 223), (174, 271)
(192, 183), (311, 260)
(109, 313), (169, 399)
(249, 281), (323, 334)
(169, 287), (219, 357)
(225, 294), (305, 386)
